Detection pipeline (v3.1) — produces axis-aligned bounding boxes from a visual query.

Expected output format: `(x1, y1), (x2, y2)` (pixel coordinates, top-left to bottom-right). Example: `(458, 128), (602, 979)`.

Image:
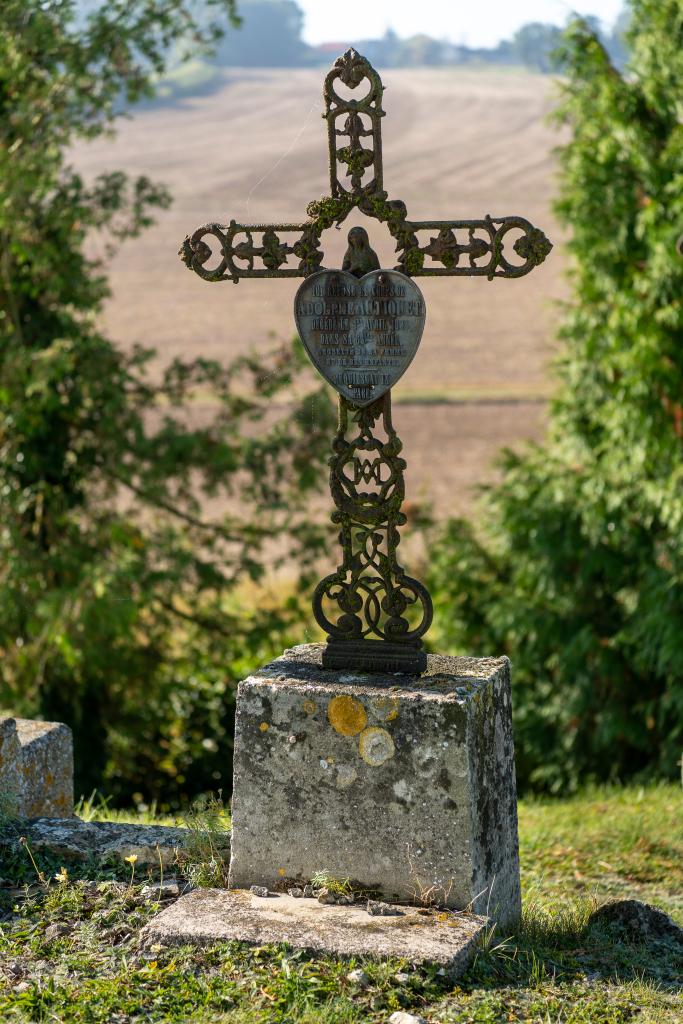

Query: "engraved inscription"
(294, 269), (426, 406)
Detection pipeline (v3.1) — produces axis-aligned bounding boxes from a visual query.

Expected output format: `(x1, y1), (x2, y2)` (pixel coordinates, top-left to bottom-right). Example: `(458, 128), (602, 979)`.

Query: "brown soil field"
(73, 67), (567, 515)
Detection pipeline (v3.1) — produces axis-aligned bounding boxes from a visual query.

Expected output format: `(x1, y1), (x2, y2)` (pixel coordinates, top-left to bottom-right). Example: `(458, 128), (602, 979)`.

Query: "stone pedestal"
(0, 717), (74, 818)
(228, 644), (521, 928)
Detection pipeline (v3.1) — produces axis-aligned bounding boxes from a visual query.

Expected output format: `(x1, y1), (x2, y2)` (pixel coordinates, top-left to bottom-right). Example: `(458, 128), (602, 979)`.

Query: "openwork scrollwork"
(179, 49), (551, 286)
(324, 48), (385, 197)
(313, 394), (432, 672)
(179, 211), (551, 283)
(179, 220), (324, 283)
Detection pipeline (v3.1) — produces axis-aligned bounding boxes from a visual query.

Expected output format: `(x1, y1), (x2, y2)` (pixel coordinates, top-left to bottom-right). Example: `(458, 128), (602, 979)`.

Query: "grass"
(0, 784), (681, 1023)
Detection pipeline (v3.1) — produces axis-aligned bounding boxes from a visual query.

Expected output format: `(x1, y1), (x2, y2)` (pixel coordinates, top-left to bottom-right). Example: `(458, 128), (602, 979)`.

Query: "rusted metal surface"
(179, 49), (552, 673)
(179, 49), (552, 284)
(312, 391), (432, 674)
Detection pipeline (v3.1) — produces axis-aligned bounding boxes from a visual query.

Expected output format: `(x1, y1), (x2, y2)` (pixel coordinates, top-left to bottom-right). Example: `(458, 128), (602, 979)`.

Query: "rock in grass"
(367, 899), (404, 917)
(588, 900), (683, 946)
(140, 880), (181, 900)
(43, 922), (71, 942)
(388, 1012), (427, 1024)
(0, 818), (229, 869)
(346, 968), (370, 988)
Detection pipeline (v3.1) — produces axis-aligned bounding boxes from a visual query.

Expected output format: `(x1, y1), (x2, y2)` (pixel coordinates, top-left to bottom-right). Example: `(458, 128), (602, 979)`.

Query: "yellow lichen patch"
(335, 764), (357, 789)
(371, 696), (400, 722)
(327, 695), (368, 736)
(359, 727), (395, 767)
(259, 722), (269, 732)
(303, 700), (317, 716)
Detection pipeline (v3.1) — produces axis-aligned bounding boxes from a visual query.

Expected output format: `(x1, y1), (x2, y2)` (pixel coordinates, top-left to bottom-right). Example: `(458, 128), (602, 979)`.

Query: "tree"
(603, 10), (631, 69)
(209, 0), (312, 67)
(0, 0), (333, 804)
(398, 35), (445, 68)
(512, 22), (564, 74)
(427, 2), (683, 793)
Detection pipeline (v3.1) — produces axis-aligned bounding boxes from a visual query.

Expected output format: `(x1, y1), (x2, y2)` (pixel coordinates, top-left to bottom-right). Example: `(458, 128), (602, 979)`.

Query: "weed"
(309, 872), (353, 897)
(406, 843), (454, 908)
(18, 836), (47, 885)
(176, 792), (231, 888)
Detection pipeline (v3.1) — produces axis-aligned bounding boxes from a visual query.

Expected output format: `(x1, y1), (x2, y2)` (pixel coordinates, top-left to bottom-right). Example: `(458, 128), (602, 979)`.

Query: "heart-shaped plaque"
(294, 269), (426, 407)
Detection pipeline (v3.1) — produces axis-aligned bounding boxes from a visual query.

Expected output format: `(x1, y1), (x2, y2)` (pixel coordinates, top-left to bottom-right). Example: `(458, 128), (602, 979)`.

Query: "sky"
(297, 0), (625, 48)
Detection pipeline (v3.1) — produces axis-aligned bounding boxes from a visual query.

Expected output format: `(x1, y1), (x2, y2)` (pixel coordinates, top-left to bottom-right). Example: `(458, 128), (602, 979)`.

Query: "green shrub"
(0, 0), (334, 806)
(427, 2), (683, 792)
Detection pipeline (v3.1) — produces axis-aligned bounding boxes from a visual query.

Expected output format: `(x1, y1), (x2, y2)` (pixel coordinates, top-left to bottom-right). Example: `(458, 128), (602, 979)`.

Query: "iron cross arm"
(180, 211), (551, 284)
(179, 49), (552, 285)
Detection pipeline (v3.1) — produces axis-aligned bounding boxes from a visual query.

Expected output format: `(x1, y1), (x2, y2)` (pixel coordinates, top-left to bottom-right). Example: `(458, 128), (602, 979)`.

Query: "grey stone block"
(0, 717), (73, 818)
(228, 643), (521, 928)
(140, 888), (487, 977)
(0, 817), (231, 869)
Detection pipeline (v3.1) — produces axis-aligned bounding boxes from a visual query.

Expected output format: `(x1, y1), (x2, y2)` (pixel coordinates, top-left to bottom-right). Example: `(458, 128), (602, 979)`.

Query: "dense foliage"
(427, 1), (683, 793)
(0, 0), (333, 805)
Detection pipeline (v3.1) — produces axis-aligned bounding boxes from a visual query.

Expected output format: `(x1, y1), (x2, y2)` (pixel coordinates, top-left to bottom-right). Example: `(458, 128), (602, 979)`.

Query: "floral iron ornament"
(180, 49), (552, 673)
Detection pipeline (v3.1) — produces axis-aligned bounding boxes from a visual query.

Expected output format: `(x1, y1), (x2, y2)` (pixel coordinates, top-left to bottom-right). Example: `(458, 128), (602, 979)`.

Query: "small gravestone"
(0, 717), (74, 818)
(171, 50), (552, 962)
(229, 644), (521, 927)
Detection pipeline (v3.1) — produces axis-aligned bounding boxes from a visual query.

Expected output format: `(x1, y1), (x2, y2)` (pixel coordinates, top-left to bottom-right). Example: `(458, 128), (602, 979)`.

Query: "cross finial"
(324, 49), (385, 198)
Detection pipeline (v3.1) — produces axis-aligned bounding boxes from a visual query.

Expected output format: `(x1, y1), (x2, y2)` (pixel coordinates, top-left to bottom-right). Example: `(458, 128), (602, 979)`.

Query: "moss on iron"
(404, 249), (425, 275)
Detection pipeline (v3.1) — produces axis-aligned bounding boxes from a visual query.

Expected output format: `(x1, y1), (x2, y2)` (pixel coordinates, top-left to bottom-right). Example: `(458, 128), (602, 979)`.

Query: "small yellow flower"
(124, 854), (138, 866)
(54, 867), (68, 883)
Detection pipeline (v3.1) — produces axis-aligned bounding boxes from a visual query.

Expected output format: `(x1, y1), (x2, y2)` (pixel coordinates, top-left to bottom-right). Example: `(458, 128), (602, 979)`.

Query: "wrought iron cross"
(180, 50), (552, 674)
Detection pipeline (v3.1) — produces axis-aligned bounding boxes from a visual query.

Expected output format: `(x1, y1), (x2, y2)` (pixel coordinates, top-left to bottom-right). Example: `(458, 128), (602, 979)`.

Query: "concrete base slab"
(140, 888), (488, 977)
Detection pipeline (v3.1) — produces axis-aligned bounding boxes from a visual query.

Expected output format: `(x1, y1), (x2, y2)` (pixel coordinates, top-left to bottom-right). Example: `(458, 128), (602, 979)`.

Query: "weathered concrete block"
(0, 717), (73, 818)
(229, 643), (521, 928)
(141, 888), (488, 978)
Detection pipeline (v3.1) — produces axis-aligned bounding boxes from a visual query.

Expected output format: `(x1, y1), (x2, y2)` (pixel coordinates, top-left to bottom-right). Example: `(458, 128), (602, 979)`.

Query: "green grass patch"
(0, 785), (681, 1022)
